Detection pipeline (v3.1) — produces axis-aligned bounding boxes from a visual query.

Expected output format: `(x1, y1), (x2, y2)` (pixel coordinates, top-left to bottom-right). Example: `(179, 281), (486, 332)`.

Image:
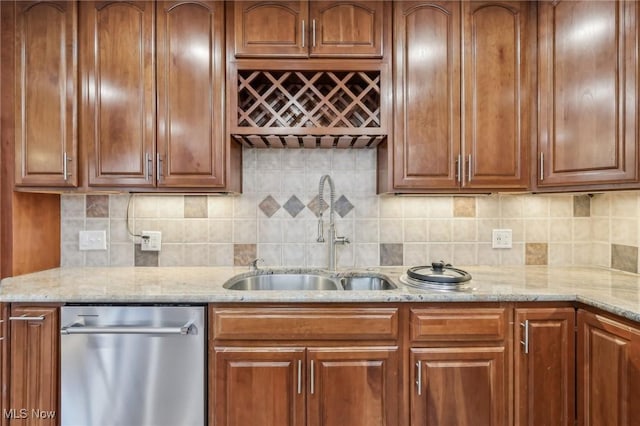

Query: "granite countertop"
(1, 265), (640, 322)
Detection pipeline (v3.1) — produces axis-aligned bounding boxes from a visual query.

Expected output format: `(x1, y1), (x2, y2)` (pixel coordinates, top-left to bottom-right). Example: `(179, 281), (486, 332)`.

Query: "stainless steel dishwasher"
(60, 305), (205, 426)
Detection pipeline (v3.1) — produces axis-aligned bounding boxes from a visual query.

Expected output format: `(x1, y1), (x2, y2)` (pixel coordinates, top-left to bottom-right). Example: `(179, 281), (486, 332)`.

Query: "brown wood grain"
(411, 308), (508, 342)
(9, 305), (59, 426)
(537, 0), (638, 188)
(157, 1), (226, 188)
(578, 309), (640, 426)
(214, 347), (306, 426)
(14, 1), (77, 188)
(514, 308), (576, 426)
(307, 346), (399, 426)
(82, 1), (156, 187)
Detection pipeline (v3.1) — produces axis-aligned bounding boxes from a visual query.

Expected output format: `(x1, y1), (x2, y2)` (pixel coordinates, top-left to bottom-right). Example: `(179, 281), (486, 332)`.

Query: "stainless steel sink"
(224, 273), (341, 291)
(340, 276), (397, 290)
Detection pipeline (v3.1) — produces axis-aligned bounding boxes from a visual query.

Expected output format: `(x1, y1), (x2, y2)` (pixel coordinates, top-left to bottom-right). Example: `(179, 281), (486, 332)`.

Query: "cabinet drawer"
(212, 307), (398, 341)
(411, 308), (507, 342)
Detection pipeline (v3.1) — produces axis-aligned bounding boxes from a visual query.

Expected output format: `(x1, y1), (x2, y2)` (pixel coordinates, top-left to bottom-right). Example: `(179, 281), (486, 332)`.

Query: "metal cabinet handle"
(416, 361), (422, 395)
(157, 153), (163, 182)
(63, 152), (72, 180)
(539, 153), (544, 181)
(301, 20), (305, 48)
(10, 315), (45, 321)
(146, 153), (153, 181)
(456, 154), (462, 183)
(467, 154), (472, 183)
(297, 360), (302, 394)
(312, 19), (316, 47)
(310, 360), (315, 394)
(61, 321), (195, 335)
(520, 320), (529, 354)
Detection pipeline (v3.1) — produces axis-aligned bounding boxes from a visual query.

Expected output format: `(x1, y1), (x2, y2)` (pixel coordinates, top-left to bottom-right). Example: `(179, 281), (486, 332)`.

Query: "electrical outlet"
(79, 230), (107, 251)
(141, 231), (162, 251)
(492, 229), (512, 249)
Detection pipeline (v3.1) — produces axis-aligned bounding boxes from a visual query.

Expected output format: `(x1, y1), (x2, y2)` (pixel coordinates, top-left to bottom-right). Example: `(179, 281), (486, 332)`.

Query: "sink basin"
(340, 276), (397, 291)
(224, 273), (341, 291)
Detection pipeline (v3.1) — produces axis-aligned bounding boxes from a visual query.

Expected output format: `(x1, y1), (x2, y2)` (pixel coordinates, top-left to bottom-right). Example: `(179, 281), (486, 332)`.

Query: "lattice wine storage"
(232, 70), (386, 148)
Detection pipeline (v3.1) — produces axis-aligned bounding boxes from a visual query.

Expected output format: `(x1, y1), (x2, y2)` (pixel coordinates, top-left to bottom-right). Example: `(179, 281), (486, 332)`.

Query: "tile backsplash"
(60, 148), (640, 272)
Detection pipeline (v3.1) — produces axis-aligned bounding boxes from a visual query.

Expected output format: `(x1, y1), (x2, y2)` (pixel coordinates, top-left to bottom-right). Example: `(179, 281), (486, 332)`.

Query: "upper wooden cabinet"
(578, 309), (640, 426)
(388, 1), (530, 193)
(231, 1), (386, 58)
(14, 1), (77, 188)
(80, 1), (240, 190)
(537, 0), (639, 189)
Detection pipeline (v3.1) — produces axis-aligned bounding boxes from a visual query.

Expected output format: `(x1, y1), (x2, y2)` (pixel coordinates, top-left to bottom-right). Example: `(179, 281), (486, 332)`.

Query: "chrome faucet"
(317, 175), (350, 271)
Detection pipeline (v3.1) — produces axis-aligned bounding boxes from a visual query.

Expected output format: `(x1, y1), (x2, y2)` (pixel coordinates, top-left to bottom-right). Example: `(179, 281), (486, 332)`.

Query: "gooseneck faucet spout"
(317, 175), (350, 271)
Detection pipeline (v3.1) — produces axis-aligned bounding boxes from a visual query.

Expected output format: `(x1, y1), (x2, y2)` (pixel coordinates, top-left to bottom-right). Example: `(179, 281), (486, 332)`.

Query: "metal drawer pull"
(301, 20), (305, 48)
(520, 320), (529, 354)
(416, 361), (422, 395)
(312, 19), (316, 47)
(310, 360), (315, 395)
(146, 152), (153, 181)
(157, 153), (163, 182)
(297, 360), (302, 394)
(456, 154), (462, 183)
(10, 315), (45, 321)
(61, 321), (195, 335)
(539, 153), (544, 181)
(467, 154), (472, 183)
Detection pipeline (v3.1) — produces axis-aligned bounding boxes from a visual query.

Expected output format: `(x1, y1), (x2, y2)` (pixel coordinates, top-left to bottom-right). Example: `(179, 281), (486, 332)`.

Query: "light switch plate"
(492, 229), (512, 249)
(79, 230), (107, 251)
(141, 231), (162, 251)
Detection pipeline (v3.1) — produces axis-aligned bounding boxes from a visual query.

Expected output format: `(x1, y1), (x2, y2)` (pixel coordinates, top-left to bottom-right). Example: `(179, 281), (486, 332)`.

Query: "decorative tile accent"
(283, 195), (305, 218)
(453, 197), (476, 217)
(525, 243), (548, 265)
(184, 195), (208, 218)
(86, 195), (109, 218)
(380, 243), (403, 266)
(234, 243), (257, 266)
(573, 195), (591, 217)
(259, 195), (281, 217)
(307, 195), (329, 217)
(334, 195), (354, 218)
(611, 243), (638, 273)
(134, 244), (159, 267)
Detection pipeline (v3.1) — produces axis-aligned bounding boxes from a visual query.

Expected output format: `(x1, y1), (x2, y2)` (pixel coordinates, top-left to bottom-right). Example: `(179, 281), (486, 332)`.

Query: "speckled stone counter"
(2, 265), (640, 322)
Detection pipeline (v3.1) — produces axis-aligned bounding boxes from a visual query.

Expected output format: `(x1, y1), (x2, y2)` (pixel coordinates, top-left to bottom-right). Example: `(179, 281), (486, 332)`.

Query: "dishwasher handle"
(61, 321), (196, 335)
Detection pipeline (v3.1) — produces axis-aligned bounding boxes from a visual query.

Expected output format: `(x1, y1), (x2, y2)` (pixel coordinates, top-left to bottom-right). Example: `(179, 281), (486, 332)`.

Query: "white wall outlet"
(141, 231), (162, 251)
(79, 230), (107, 251)
(492, 229), (513, 249)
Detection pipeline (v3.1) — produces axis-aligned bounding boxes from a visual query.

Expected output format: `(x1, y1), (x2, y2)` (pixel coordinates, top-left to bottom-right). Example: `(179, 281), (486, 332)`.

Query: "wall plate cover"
(141, 231), (162, 251)
(492, 229), (513, 249)
(79, 230), (107, 251)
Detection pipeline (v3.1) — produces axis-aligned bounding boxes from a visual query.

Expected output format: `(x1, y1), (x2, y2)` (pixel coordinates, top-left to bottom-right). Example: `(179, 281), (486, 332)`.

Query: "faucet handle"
(249, 258), (264, 271)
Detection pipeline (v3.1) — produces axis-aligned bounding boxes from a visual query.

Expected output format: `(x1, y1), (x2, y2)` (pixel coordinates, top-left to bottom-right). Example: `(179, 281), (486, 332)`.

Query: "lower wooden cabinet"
(0, 304), (7, 426)
(514, 308), (575, 426)
(578, 309), (640, 426)
(8, 305), (59, 426)
(409, 307), (511, 426)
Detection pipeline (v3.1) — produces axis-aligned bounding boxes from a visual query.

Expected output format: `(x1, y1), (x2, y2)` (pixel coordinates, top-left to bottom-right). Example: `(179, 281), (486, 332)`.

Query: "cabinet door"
(14, 1), (77, 187)
(9, 305), (59, 426)
(0, 304), (7, 426)
(462, 1), (530, 190)
(578, 310), (640, 426)
(81, 1), (156, 187)
(309, 1), (385, 58)
(214, 347), (305, 426)
(393, 1), (461, 190)
(538, 0), (638, 187)
(233, 1), (308, 58)
(515, 308), (575, 426)
(156, 1), (225, 187)
(307, 347), (399, 426)
(411, 346), (508, 426)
